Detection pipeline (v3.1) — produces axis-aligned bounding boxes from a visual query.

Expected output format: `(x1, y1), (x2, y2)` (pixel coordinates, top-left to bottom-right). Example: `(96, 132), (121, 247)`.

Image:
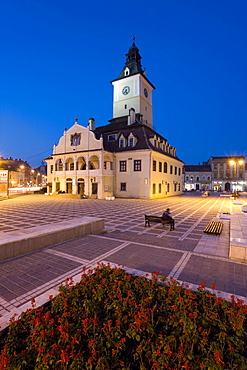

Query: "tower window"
(125, 104), (127, 109)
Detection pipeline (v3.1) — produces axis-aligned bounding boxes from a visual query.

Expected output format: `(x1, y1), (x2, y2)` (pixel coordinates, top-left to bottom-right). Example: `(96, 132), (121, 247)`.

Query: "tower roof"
(111, 39), (155, 88)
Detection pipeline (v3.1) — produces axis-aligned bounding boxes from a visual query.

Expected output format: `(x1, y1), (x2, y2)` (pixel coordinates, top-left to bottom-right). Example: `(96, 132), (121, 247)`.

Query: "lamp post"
(19, 165), (25, 186)
(229, 159), (244, 198)
(7, 165), (11, 198)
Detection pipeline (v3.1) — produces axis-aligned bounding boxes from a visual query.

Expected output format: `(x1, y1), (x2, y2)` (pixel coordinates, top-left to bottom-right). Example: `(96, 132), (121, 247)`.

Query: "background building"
(183, 156), (247, 192)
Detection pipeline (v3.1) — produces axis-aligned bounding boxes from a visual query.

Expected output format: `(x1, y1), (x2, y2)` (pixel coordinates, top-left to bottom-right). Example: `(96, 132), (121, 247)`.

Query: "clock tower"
(111, 39), (155, 128)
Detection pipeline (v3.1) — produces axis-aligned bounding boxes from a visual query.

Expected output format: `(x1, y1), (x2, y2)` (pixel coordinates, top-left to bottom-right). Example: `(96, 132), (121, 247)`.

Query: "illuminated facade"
(45, 41), (184, 199)
(183, 156), (247, 192)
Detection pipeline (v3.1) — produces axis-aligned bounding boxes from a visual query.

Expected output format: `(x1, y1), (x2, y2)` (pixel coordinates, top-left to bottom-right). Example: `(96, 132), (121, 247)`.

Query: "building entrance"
(225, 182), (230, 192)
(78, 179), (85, 195)
(66, 179), (72, 193)
(92, 182), (98, 197)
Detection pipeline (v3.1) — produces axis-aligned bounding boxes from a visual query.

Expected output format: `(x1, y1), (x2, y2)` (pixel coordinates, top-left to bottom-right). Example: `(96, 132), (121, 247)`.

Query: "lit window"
(134, 160), (141, 171)
(120, 161), (127, 172)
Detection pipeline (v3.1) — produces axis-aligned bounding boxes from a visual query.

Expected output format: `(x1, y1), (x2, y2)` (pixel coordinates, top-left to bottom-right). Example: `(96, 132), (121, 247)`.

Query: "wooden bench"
(203, 221), (223, 235)
(144, 215), (175, 230)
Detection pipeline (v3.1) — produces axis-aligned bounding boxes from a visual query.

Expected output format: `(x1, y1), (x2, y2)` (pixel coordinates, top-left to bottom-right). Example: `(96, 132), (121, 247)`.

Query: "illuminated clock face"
(144, 88), (148, 98)
(122, 86), (130, 95)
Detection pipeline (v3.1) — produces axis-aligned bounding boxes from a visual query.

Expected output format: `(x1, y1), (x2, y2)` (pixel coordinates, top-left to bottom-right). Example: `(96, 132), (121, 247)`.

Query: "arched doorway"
(91, 182), (98, 198)
(225, 182), (230, 192)
(66, 178), (72, 193)
(77, 178), (85, 195)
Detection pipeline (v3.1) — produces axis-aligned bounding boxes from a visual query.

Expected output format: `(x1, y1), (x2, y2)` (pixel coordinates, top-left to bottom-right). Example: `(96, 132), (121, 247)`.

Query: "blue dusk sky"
(1, 0), (246, 168)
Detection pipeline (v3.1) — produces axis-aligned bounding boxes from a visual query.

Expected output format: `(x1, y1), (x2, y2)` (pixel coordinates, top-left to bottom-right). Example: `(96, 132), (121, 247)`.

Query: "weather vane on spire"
(132, 34), (135, 41)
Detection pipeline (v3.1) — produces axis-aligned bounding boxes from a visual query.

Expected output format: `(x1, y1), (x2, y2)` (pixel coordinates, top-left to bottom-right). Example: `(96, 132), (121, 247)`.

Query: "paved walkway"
(0, 193), (247, 329)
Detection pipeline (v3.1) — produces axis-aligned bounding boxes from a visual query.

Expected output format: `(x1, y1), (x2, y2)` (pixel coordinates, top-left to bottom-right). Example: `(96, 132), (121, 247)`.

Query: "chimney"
(88, 118), (95, 131)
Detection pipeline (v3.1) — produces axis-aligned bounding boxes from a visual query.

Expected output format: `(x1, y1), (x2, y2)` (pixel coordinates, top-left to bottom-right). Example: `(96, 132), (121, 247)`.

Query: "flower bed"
(0, 265), (247, 369)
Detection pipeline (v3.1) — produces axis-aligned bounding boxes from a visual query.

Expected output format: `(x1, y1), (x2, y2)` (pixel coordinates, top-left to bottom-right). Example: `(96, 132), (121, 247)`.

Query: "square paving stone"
(51, 235), (123, 261)
(178, 255), (247, 297)
(106, 243), (183, 276)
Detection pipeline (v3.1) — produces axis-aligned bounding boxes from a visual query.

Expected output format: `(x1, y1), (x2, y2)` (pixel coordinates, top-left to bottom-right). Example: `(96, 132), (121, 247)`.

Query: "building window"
(153, 160), (156, 171)
(70, 163), (74, 171)
(214, 164), (217, 170)
(51, 165), (53, 174)
(186, 176), (189, 181)
(164, 162), (167, 173)
(196, 176), (199, 181)
(108, 134), (117, 141)
(178, 183), (180, 191)
(159, 162), (162, 172)
(175, 166), (177, 175)
(174, 183), (177, 191)
(120, 161), (126, 172)
(58, 160), (63, 171)
(207, 176), (210, 181)
(178, 168), (181, 176)
(134, 160), (141, 171)
(125, 104), (127, 109)
(129, 137), (134, 147)
(153, 183), (156, 194)
(119, 139), (125, 147)
(159, 183), (161, 193)
(167, 183), (170, 192)
(110, 162), (113, 170)
(120, 183), (126, 191)
(104, 162), (107, 169)
(170, 165), (173, 174)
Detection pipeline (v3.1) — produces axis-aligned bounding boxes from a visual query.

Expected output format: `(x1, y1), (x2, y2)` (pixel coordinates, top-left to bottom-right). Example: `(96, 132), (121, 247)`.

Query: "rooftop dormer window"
(119, 134), (126, 148)
(128, 132), (136, 147)
(108, 134), (117, 141)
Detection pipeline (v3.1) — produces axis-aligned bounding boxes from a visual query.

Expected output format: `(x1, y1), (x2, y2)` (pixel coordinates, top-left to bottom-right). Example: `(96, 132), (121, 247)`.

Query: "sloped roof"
(184, 165), (212, 172)
(94, 118), (184, 163)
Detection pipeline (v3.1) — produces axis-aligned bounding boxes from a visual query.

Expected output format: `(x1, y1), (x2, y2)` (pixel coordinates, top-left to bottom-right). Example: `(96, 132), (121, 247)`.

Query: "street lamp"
(19, 165), (25, 186)
(229, 159), (244, 198)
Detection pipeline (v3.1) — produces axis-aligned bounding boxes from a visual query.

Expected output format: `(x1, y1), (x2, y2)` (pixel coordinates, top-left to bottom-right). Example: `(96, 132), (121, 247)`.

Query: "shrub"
(0, 265), (246, 369)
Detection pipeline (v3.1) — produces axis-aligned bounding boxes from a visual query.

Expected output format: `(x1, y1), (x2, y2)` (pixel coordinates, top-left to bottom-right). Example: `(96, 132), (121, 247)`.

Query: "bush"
(34, 187), (47, 194)
(0, 265), (246, 369)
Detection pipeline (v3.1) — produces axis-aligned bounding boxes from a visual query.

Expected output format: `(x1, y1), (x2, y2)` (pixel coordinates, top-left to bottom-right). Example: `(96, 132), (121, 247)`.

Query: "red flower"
(214, 351), (224, 365)
(59, 350), (70, 364)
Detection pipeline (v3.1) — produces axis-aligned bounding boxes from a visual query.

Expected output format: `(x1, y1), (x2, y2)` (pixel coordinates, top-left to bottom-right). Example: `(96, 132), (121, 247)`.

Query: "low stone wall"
(0, 217), (104, 262)
(229, 213), (247, 261)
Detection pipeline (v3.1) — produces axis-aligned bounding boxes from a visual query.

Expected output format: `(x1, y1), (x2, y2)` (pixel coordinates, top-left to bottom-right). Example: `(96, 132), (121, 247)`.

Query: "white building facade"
(45, 40), (183, 199)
